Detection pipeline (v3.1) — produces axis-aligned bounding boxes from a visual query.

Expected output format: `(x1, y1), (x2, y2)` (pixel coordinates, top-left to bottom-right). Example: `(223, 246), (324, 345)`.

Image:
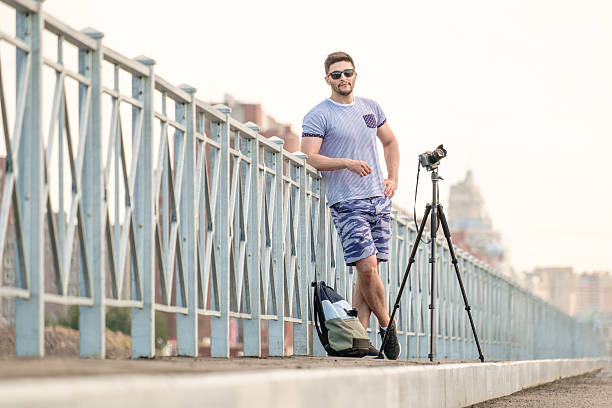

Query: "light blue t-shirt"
(302, 96), (387, 206)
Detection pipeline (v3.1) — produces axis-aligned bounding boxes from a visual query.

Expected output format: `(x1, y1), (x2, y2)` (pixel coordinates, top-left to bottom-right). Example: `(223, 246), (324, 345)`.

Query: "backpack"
(311, 280), (370, 357)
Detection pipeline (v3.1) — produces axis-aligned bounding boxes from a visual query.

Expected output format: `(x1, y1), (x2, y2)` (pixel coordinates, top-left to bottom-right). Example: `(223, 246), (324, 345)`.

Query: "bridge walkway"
(470, 366), (612, 407)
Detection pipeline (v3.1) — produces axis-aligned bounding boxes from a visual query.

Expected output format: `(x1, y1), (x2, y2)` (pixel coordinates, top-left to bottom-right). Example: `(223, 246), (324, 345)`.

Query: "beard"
(334, 83), (353, 96)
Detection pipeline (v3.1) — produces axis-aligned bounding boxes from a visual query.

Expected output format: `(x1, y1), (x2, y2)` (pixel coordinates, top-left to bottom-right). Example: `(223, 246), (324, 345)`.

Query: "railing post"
(242, 122), (261, 357)
(510, 288), (515, 360)
(487, 272), (492, 359)
(521, 292), (527, 360)
(486, 268), (492, 357)
(176, 84), (197, 356)
(79, 27), (105, 358)
(268, 136), (285, 356)
(333, 222), (348, 301)
(15, 0), (45, 357)
(420, 242), (429, 358)
(388, 209), (403, 358)
(132, 56), (156, 358)
(462, 256), (470, 359)
(293, 151), (309, 356)
(505, 281), (512, 360)
(313, 175), (328, 357)
(527, 295), (532, 359)
(407, 227), (417, 359)
(450, 251), (457, 358)
(445, 246), (451, 358)
(210, 104), (231, 358)
(316, 184), (327, 284)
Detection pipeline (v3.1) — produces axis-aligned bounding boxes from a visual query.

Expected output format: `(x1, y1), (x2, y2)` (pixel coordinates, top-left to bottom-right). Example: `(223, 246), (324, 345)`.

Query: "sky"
(5, 0), (612, 274)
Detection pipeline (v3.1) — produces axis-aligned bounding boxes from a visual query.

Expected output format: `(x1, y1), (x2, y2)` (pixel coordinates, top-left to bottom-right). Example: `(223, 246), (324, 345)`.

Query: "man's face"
(325, 61), (357, 96)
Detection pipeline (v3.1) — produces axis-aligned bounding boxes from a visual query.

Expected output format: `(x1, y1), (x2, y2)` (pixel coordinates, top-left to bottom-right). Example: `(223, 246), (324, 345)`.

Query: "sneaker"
(366, 342), (379, 357)
(379, 320), (401, 360)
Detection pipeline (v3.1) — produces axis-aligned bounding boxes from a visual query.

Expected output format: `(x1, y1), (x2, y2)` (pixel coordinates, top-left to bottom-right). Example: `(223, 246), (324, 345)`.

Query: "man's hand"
(345, 159), (372, 177)
(382, 177), (398, 198)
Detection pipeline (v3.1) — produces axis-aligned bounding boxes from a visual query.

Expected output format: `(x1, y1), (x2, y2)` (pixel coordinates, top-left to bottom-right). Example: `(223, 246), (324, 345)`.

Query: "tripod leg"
(438, 205), (485, 362)
(377, 204), (432, 359)
(429, 202), (438, 361)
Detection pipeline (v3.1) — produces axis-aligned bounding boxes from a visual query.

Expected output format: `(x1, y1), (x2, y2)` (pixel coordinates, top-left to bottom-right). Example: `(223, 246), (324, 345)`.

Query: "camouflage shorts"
(329, 196), (391, 266)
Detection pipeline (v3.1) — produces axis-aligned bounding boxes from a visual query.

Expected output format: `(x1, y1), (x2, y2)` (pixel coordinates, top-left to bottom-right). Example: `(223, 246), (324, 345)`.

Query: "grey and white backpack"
(312, 281), (370, 357)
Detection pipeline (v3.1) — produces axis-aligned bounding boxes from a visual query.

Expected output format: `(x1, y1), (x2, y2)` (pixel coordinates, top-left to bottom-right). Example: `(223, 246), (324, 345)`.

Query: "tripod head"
(430, 169), (444, 182)
(430, 169), (444, 206)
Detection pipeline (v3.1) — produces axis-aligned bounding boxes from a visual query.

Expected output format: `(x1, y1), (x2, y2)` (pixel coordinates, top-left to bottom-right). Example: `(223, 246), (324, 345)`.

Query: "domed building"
(447, 171), (505, 269)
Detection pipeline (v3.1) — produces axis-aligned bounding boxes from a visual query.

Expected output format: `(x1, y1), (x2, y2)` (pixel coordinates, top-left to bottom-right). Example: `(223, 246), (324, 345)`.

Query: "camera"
(419, 144), (447, 171)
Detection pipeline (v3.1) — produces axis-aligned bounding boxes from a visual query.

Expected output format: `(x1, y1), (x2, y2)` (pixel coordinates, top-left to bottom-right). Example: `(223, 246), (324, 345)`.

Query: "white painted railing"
(0, 0), (605, 360)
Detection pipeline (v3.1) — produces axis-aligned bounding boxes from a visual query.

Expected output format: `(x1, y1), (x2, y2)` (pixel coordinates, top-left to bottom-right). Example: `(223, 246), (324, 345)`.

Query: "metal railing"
(0, 0), (605, 360)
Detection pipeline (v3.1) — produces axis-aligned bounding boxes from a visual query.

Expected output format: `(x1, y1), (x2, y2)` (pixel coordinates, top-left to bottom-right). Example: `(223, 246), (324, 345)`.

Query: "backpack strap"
(312, 281), (330, 348)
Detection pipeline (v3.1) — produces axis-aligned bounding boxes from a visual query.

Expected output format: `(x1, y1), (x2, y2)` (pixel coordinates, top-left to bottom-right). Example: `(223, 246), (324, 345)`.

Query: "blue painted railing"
(0, 0), (605, 360)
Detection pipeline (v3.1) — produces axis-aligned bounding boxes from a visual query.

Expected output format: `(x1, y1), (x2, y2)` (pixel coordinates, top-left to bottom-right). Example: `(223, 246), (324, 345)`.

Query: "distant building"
(447, 170), (506, 270)
(218, 94), (300, 153)
(525, 267), (612, 352)
(574, 271), (612, 316)
(526, 267), (575, 315)
(525, 267), (612, 317)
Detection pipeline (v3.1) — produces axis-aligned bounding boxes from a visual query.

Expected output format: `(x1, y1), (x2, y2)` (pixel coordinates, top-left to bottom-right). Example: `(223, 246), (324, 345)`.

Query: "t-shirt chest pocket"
(362, 113), (377, 128)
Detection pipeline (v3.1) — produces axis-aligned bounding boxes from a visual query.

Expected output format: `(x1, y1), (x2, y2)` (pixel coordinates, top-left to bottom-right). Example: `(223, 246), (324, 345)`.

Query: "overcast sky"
(10, 0), (612, 274)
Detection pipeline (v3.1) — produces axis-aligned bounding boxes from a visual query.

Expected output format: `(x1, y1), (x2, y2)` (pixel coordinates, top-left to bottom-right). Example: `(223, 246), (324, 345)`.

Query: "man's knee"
(356, 256), (379, 281)
(358, 266), (378, 279)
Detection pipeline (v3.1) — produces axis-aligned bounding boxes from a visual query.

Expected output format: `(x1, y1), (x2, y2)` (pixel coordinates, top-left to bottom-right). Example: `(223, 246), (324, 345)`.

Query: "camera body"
(419, 144), (447, 171)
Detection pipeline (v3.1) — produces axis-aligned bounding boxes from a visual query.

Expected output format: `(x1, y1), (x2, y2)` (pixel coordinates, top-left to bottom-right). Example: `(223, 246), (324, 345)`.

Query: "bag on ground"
(312, 280), (370, 357)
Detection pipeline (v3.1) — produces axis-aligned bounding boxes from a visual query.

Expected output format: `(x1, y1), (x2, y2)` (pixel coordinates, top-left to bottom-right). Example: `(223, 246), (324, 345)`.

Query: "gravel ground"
(469, 367), (612, 408)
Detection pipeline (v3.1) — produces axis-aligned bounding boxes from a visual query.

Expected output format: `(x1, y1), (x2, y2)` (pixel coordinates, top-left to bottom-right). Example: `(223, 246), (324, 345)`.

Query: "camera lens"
(433, 145), (447, 161)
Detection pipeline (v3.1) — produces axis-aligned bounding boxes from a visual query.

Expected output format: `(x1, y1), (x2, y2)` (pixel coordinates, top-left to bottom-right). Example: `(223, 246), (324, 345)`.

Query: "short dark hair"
(324, 51), (355, 74)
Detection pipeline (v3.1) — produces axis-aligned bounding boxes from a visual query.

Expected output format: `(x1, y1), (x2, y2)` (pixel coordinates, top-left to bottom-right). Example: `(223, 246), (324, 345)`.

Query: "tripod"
(378, 168), (485, 362)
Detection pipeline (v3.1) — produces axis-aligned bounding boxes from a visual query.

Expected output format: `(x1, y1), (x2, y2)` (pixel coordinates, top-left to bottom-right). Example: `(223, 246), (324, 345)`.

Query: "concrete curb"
(0, 358), (608, 408)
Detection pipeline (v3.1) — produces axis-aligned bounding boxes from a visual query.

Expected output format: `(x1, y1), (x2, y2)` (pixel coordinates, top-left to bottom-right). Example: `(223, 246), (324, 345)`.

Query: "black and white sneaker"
(379, 320), (401, 360)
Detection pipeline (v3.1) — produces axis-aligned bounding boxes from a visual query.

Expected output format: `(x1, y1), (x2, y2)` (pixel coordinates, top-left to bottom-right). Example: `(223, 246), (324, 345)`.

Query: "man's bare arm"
(377, 122), (400, 198)
(300, 137), (372, 177)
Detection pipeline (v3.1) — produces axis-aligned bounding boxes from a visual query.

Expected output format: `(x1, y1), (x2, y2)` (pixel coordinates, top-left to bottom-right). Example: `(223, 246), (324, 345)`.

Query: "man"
(301, 51), (401, 360)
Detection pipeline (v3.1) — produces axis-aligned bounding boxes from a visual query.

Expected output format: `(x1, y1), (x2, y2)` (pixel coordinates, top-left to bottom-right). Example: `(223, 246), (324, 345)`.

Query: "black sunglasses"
(327, 69), (355, 80)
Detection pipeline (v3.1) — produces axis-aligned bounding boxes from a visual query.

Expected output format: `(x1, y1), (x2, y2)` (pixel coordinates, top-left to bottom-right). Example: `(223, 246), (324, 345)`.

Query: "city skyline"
(3, 0), (610, 274)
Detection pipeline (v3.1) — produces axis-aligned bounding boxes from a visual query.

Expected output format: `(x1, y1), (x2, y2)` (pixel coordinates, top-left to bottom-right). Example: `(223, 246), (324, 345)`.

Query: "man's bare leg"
(353, 255), (390, 330)
(352, 279), (371, 329)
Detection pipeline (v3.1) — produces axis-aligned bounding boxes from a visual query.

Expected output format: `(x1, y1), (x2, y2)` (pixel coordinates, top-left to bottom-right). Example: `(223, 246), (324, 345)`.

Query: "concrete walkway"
(470, 366), (612, 407)
(0, 357), (607, 408)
